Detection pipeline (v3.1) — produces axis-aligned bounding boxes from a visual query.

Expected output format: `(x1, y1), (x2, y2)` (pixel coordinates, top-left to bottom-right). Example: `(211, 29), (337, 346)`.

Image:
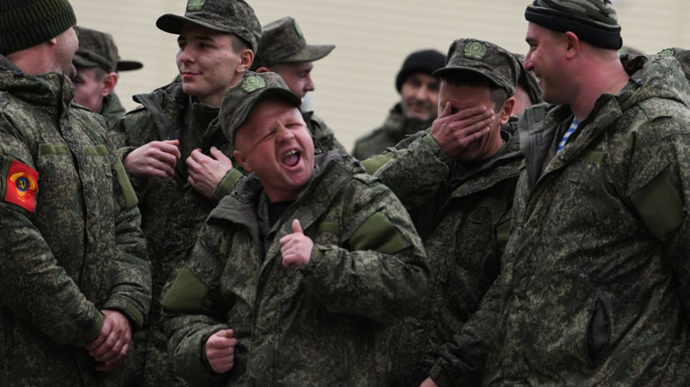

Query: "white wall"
(70, 0), (690, 152)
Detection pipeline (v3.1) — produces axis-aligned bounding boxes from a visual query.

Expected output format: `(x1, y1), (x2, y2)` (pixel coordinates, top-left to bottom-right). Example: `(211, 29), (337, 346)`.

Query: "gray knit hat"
(220, 71), (302, 148)
(0, 0), (77, 56)
(525, 0), (622, 50)
(252, 17), (335, 70)
(157, 0), (261, 53)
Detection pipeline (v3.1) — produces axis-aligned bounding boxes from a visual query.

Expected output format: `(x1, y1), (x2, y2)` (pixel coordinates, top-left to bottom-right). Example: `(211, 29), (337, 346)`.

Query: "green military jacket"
(162, 152), (429, 387)
(432, 55), (690, 386)
(362, 124), (522, 386)
(352, 103), (434, 160)
(101, 92), (126, 130)
(110, 81), (243, 387)
(0, 56), (151, 386)
(303, 111), (348, 155)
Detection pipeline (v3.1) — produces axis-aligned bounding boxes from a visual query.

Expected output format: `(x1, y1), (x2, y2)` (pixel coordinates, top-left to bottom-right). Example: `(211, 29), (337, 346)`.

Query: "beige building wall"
(70, 0), (690, 152)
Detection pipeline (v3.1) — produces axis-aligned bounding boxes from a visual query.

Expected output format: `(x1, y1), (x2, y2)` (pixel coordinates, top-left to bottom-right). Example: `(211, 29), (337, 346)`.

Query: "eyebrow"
(177, 35), (216, 43)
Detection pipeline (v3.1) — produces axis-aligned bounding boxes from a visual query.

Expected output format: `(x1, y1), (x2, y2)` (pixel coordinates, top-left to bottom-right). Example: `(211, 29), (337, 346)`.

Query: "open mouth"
(282, 149), (301, 168)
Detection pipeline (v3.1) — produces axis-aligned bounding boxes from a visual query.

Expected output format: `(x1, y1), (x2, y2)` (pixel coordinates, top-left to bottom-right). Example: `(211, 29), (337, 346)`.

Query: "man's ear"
(101, 72), (119, 97)
(255, 66), (270, 73)
(233, 149), (252, 173)
(500, 96), (516, 124)
(564, 31), (580, 60)
(236, 49), (254, 74)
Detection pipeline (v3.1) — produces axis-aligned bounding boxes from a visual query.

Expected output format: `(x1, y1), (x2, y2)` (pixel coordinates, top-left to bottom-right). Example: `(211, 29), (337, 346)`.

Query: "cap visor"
(434, 66), (509, 92)
(73, 54), (101, 69)
(117, 60), (143, 72)
(156, 14), (230, 35)
(280, 44), (335, 64)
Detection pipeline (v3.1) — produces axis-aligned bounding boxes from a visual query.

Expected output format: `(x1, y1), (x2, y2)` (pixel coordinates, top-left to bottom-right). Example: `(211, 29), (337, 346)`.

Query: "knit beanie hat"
(525, 0), (622, 50)
(0, 0), (77, 56)
(395, 49), (446, 93)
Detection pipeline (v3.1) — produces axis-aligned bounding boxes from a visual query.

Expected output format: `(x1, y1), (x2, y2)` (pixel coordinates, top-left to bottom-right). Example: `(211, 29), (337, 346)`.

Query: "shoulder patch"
(242, 75), (267, 93)
(464, 41), (488, 60)
(3, 159), (39, 212)
(658, 48), (676, 57)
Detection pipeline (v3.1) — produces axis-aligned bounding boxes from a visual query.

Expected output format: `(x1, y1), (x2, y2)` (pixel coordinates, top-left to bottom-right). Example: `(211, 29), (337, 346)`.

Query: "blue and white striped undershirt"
(557, 118), (579, 153)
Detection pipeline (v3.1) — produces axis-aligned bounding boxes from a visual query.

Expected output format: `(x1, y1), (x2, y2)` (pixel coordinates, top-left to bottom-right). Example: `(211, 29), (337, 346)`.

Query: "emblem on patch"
(4, 159), (39, 212)
(242, 75), (267, 93)
(187, 0), (205, 12)
(293, 21), (304, 38)
(464, 41), (488, 60)
(658, 48), (676, 57)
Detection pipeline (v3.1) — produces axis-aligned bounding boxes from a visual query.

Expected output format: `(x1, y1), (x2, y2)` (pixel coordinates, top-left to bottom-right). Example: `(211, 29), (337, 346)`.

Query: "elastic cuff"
(103, 297), (145, 329)
(422, 133), (451, 164)
(84, 312), (105, 344)
(212, 168), (244, 202)
(429, 362), (453, 387)
(301, 244), (326, 277)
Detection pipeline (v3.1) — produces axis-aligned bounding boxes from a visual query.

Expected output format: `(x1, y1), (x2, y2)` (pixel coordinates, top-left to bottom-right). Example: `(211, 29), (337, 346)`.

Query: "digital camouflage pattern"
(352, 103), (433, 160)
(252, 17), (335, 69)
(73, 26), (119, 72)
(430, 55), (690, 386)
(162, 152), (429, 387)
(304, 111), (348, 155)
(0, 55), (151, 386)
(101, 92), (126, 129)
(658, 47), (690, 85)
(156, 0), (261, 53)
(109, 81), (242, 387)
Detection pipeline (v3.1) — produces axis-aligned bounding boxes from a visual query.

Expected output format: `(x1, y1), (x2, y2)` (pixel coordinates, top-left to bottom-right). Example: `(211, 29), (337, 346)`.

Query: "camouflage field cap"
(434, 39), (520, 95)
(220, 71), (302, 148)
(73, 26), (143, 72)
(253, 17), (335, 69)
(525, 0), (622, 50)
(658, 48), (690, 85)
(156, 0), (261, 53)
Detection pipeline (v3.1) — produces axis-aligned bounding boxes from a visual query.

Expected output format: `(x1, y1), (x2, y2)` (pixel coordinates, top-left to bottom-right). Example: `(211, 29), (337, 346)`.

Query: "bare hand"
(420, 377), (440, 387)
(186, 147), (233, 198)
(86, 310), (132, 372)
(205, 329), (238, 374)
(280, 219), (313, 270)
(431, 102), (495, 158)
(123, 140), (181, 178)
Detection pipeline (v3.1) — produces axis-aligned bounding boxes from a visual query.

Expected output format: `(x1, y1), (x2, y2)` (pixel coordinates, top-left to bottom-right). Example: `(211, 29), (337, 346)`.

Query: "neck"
(569, 58), (629, 122)
(198, 73), (244, 107)
(7, 46), (56, 75)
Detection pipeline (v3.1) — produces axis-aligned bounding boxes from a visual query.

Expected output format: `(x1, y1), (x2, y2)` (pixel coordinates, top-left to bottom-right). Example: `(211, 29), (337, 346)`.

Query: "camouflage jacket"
(109, 81), (242, 387)
(361, 124), (522, 386)
(0, 56), (151, 386)
(352, 103), (434, 160)
(101, 92), (126, 130)
(431, 55), (690, 386)
(162, 152), (429, 387)
(304, 111), (348, 155)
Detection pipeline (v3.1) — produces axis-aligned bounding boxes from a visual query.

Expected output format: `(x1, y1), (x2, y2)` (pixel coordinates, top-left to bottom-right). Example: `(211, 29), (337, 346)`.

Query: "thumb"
(220, 329), (234, 339)
(439, 101), (452, 118)
(292, 219), (303, 234)
(211, 147), (231, 163)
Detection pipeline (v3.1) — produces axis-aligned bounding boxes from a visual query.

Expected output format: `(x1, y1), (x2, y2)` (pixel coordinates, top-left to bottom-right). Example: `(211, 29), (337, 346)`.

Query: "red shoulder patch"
(5, 160), (39, 212)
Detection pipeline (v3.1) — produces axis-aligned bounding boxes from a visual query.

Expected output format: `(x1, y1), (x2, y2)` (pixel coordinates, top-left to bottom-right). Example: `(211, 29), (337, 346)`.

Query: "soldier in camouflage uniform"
(425, 1), (690, 386)
(252, 17), (347, 155)
(0, 1), (151, 386)
(658, 47), (690, 85)
(108, 1), (261, 386)
(161, 71), (429, 387)
(72, 26), (143, 129)
(358, 39), (522, 387)
(352, 49), (445, 159)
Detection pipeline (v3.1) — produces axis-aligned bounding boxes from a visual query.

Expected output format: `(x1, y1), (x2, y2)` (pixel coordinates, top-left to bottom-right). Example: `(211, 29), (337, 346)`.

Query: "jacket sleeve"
(360, 131), (450, 210)
(101, 148), (152, 329)
(160, 224), (232, 387)
(623, 113), (690, 319)
(428, 277), (502, 387)
(0, 128), (104, 347)
(301, 175), (429, 326)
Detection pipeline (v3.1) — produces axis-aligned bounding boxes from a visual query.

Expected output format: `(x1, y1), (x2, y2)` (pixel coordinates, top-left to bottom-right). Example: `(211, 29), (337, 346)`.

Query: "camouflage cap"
(658, 48), (690, 85)
(156, 0), (261, 53)
(220, 71), (302, 148)
(73, 26), (143, 72)
(434, 39), (520, 95)
(252, 17), (335, 69)
(525, 0), (622, 50)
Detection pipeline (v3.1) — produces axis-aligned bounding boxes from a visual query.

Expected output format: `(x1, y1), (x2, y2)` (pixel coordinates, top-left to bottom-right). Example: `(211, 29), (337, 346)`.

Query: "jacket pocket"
(586, 290), (610, 367)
